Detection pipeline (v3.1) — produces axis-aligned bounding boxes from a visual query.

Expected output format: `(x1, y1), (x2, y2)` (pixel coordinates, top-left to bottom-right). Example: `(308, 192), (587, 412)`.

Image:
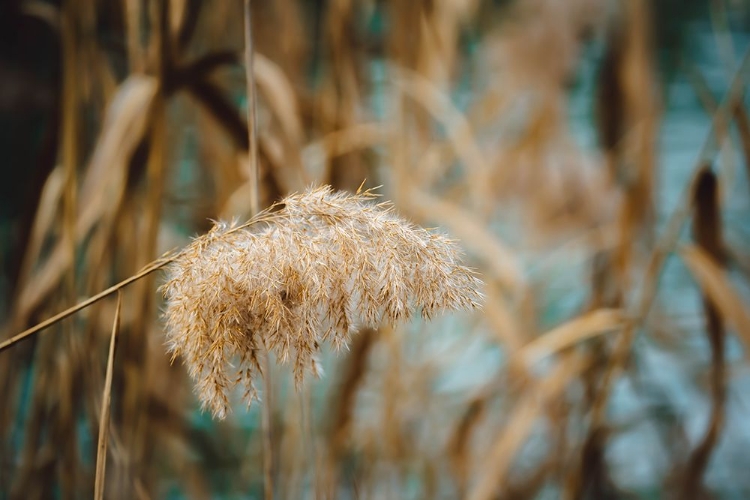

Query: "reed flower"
(161, 186), (482, 418)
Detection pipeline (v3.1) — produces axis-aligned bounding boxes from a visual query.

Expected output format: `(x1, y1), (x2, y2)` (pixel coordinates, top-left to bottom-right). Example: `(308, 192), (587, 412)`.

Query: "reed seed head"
(161, 185), (483, 418)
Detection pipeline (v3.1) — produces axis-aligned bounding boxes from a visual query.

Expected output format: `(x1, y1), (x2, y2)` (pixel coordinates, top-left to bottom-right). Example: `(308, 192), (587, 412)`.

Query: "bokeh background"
(1, 0), (750, 498)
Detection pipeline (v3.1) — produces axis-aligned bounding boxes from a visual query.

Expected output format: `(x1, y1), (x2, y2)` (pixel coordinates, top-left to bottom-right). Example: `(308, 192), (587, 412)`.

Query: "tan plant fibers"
(162, 186), (482, 418)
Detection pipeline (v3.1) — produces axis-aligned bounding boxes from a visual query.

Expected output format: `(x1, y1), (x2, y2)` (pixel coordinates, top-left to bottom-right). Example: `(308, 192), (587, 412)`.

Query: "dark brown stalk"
(685, 63), (736, 180)
(733, 100), (750, 193)
(167, 51), (238, 93)
(567, 29), (750, 500)
(583, 45), (750, 453)
(680, 168), (726, 499)
(187, 79), (249, 149)
(574, 0), (659, 495)
(175, 0), (202, 52)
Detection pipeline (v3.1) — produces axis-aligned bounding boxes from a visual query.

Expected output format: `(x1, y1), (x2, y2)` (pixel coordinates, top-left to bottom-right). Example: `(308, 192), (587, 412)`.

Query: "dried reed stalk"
(680, 246), (750, 353)
(325, 327), (376, 494)
(242, 4), (274, 497)
(161, 185), (483, 418)
(584, 45), (750, 441)
(681, 168), (726, 498)
(94, 292), (122, 500)
(0, 256), (174, 354)
(733, 101), (750, 191)
(448, 396), (487, 496)
(244, 0), (260, 218)
(468, 354), (590, 500)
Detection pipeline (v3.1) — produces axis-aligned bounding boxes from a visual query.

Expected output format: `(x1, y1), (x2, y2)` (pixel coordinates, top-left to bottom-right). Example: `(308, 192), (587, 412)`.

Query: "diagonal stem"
(0, 256), (173, 354)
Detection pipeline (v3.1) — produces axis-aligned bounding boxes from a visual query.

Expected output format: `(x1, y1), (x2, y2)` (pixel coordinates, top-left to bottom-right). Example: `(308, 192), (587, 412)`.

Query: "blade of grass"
(16, 167), (65, 301)
(483, 282), (524, 354)
(392, 66), (492, 210)
(94, 291), (122, 500)
(124, 0), (143, 72)
(448, 396), (487, 496)
(680, 244), (750, 350)
(61, 0), (79, 309)
(468, 354), (589, 500)
(520, 309), (626, 367)
(732, 100), (750, 195)
(406, 187), (525, 293)
(13, 76), (159, 329)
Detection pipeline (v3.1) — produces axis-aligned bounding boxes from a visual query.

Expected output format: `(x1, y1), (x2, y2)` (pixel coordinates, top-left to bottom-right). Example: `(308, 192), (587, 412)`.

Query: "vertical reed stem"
(244, 0), (260, 218)
(243, 2), (272, 498)
(94, 292), (122, 500)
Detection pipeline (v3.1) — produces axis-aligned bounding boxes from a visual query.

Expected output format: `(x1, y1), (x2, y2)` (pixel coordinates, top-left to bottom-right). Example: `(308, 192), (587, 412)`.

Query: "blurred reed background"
(1, 0), (750, 498)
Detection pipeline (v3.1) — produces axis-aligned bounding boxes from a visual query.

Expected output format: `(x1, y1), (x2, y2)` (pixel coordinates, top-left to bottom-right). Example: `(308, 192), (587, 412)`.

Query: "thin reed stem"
(61, 0), (78, 307)
(244, 0), (260, 218)
(243, 2), (272, 498)
(0, 256), (172, 354)
(260, 352), (274, 500)
(94, 291), (122, 500)
(1, 206), (277, 355)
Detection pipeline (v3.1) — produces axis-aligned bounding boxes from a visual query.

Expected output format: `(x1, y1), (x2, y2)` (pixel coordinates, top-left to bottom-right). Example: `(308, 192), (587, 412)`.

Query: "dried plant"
(161, 185), (482, 418)
(4, 1), (748, 497)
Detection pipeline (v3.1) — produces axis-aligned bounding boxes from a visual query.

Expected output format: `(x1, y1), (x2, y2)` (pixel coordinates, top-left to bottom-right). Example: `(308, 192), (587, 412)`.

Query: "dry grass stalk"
(0, 256), (173, 354)
(482, 282), (524, 354)
(242, 6), (276, 497)
(585, 45), (750, 433)
(328, 327), (375, 457)
(680, 168), (726, 498)
(680, 245), (750, 352)
(162, 185), (483, 418)
(11, 75), (159, 331)
(61, 1), (80, 308)
(404, 187), (524, 294)
(686, 64), (739, 185)
(733, 101), (750, 190)
(244, 0), (260, 218)
(393, 67), (492, 205)
(94, 292), (122, 500)
(468, 354), (590, 500)
(519, 308), (625, 367)
(448, 396), (487, 496)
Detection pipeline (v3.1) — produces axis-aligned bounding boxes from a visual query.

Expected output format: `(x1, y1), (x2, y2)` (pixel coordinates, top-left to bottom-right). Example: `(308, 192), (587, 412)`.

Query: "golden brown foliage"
(2, 0), (749, 498)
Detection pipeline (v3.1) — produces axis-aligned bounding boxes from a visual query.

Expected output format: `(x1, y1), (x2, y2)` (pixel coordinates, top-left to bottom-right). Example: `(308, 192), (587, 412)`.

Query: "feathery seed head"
(161, 186), (482, 418)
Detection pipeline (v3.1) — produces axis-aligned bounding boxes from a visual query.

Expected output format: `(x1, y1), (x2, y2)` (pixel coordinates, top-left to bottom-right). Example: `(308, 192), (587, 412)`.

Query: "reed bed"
(1, 0), (749, 499)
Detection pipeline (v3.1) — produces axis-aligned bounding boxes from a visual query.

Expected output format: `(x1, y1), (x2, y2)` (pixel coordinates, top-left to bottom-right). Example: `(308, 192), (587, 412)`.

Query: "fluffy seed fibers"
(161, 186), (482, 418)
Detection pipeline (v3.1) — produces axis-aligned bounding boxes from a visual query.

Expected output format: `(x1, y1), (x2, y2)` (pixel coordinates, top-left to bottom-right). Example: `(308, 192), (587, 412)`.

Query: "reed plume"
(161, 185), (482, 418)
